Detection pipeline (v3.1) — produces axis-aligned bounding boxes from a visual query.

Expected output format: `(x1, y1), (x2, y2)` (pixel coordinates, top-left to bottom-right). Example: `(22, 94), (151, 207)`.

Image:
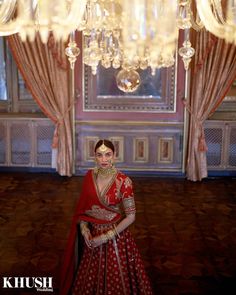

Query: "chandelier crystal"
(0, 0), (236, 93)
(116, 68), (141, 93)
(65, 32), (80, 70)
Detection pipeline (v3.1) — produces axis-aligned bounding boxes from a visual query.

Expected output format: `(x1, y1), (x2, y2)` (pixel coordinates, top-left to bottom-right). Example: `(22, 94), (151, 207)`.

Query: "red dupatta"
(59, 169), (123, 295)
(75, 169), (122, 224)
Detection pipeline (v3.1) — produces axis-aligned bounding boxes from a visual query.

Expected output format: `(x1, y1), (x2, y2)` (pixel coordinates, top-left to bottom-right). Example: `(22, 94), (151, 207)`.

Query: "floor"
(0, 172), (236, 294)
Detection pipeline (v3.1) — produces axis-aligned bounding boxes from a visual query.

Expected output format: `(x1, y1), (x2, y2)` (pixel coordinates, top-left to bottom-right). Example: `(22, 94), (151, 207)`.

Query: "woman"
(60, 139), (153, 295)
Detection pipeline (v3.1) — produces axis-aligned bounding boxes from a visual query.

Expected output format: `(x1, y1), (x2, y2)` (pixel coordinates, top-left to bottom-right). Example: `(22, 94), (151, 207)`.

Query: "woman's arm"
(80, 221), (92, 248)
(115, 213), (135, 233)
(91, 213), (135, 247)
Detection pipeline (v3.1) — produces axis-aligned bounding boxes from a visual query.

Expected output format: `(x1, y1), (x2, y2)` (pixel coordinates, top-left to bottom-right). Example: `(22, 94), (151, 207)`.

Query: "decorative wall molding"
(158, 137), (174, 164)
(76, 120), (184, 127)
(108, 136), (124, 162)
(84, 136), (100, 162)
(76, 121), (183, 174)
(133, 137), (149, 163)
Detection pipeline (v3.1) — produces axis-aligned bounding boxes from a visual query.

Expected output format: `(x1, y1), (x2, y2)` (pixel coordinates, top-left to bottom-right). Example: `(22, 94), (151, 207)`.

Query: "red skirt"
(72, 223), (153, 295)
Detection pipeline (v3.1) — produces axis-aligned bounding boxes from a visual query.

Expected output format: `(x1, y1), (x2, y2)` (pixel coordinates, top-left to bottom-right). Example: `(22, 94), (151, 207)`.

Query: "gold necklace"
(97, 166), (117, 178)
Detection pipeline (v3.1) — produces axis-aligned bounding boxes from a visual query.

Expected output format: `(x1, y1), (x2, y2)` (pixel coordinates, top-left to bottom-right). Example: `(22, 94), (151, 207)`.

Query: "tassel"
(51, 123), (59, 169)
(198, 134), (208, 152)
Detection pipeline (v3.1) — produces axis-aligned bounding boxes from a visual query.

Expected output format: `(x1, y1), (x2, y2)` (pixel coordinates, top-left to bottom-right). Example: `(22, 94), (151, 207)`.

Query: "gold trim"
(123, 197), (136, 215)
(92, 170), (121, 214)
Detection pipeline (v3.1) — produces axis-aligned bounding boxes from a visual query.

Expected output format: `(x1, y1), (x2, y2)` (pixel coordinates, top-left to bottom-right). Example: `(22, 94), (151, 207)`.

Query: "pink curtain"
(8, 34), (73, 176)
(186, 30), (236, 181)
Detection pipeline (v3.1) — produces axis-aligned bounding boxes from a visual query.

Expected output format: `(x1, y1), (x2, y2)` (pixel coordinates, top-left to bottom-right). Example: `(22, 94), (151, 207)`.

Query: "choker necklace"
(97, 166), (117, 178)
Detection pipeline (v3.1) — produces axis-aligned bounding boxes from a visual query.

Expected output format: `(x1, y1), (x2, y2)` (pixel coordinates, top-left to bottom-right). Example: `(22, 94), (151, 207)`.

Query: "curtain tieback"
(183, 99), (208, 152)
(51, 102), (75, 149)
(198, 125), (208, 152)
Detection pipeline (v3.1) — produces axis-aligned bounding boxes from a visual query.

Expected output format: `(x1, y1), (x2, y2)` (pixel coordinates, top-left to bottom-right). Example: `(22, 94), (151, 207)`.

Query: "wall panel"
(76, 121), (183, 174)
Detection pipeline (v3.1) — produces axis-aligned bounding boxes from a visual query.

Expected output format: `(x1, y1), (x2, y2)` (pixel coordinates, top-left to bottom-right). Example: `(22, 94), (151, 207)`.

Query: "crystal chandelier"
(0, 0), (87, 43)
(0, 0), (235, 93)
(81, 0), (179, 92)
(73, 0), (236, 92)
(82, 1), (178, 74)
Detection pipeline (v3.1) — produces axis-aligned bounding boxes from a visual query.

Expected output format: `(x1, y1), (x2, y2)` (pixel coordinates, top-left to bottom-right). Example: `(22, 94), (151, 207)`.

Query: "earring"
(110, 159), (115, 167)
(94, 159), (99, 173)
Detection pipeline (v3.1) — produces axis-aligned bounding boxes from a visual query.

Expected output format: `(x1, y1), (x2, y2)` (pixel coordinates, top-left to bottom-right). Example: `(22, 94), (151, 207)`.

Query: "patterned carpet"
(0, 172), (236, 294)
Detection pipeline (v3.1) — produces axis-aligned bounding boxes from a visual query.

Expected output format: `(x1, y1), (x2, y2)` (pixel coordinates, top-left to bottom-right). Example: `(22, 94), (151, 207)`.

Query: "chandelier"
(0, 0), (235, 93)
(0, 0), (87, 43)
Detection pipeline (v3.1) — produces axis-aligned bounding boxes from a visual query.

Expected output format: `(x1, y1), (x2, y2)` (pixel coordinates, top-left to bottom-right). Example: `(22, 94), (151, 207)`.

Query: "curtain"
(186, 30), (236, 181)
(8, 34), (73, 176)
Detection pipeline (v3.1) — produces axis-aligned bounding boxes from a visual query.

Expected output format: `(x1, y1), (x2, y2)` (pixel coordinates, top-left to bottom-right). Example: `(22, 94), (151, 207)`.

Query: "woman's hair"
(94, 139), (115, 153)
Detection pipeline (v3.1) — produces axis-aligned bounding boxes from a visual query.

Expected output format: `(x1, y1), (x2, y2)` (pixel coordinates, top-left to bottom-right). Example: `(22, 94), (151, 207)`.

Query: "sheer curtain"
(8, 34), (73, 176)
(186, 30), (236, 181)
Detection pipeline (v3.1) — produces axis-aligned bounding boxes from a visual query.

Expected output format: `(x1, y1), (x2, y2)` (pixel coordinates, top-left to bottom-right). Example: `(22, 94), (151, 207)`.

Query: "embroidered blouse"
(75, 169), (136, 224)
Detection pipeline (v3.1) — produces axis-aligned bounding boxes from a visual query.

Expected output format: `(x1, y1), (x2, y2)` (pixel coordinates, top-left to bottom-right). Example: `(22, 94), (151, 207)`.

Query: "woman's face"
(95, 146), (114, 169)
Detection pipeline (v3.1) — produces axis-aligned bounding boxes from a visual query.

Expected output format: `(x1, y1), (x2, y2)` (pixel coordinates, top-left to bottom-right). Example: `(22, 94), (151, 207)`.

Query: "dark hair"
(94, 139), (115, 153)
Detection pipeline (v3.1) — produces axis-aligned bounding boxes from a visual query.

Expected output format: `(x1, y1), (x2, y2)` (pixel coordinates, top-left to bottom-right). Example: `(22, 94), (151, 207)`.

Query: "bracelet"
(106, 229), (116, 240)
(100, 234), (108, 244)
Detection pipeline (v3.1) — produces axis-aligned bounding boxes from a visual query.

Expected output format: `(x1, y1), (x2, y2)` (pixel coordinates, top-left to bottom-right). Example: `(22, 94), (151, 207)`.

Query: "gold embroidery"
(92, 170), (118, 208)
(116, 178), (122, 187)
(123, 197), (136, 215)
(123, 177), (132, 188)
(85, 205), (118, 221)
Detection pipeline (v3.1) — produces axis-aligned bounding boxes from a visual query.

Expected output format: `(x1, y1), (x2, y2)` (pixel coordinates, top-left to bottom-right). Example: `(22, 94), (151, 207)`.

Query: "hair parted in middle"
(94, 139), (115, 153)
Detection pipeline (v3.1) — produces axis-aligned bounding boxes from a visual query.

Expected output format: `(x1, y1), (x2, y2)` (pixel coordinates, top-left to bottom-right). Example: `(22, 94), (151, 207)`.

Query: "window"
(0, 37), (41, 113)
(210, 80), (236, 117)
(0, 38), (7, 101)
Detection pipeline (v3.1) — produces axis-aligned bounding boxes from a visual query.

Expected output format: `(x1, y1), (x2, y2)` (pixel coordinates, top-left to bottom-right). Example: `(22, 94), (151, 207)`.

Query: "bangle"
(106, 229), (116, 240)
(100, 234), (108, 244)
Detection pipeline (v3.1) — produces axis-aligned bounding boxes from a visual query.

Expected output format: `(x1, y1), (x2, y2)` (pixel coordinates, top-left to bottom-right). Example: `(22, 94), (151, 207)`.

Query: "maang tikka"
(97, 141), (108, 153)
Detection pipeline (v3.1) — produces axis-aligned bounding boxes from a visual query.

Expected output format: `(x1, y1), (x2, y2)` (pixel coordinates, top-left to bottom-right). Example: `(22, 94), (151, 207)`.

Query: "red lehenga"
(60, 169), (153, 295)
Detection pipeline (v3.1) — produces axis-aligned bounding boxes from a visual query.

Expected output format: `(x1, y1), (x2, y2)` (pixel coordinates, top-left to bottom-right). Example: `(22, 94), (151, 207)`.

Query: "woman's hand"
(91, 235), (106, 248)
(83, 230), (93, 248)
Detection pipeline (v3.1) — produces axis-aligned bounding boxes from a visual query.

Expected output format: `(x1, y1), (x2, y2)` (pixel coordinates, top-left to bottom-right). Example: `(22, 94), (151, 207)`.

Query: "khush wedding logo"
(2, 277), (53, 292)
